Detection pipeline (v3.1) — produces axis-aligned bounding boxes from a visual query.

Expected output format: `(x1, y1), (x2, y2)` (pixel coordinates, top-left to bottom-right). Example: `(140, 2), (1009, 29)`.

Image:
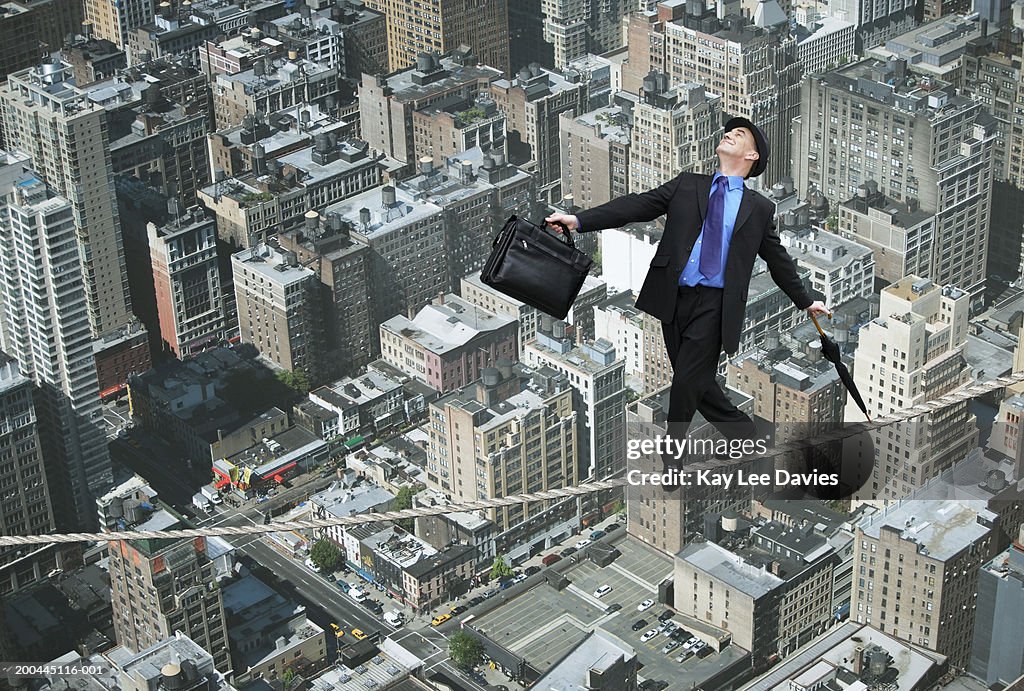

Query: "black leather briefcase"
(480, 215), (594, 320)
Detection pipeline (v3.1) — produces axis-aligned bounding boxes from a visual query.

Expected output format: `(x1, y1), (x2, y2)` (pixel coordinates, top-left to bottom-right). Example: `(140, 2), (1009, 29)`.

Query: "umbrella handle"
(810, 312), (827, 338)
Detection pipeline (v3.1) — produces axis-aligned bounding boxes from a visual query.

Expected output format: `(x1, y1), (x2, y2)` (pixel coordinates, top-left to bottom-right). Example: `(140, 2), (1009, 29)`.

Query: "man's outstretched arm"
(759, 217), (830, 316)
(546, 173), (684, 233)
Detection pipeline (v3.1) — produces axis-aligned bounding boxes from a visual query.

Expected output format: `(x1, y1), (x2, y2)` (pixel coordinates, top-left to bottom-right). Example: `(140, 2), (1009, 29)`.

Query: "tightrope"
(1, 370), (1021, 547)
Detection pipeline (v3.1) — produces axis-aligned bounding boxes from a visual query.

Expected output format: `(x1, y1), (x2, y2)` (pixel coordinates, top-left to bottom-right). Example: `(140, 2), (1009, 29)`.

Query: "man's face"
(717, 127), (759, 169)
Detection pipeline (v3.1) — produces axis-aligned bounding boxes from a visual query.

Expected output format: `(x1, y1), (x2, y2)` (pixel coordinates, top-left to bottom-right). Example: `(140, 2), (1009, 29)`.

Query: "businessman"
(546, 117), (830, 486)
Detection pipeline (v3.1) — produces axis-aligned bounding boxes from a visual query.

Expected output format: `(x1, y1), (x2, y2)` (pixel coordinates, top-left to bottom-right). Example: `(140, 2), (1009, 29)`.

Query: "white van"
(349, 587), (367, 602)
(383, 611), (404, 627)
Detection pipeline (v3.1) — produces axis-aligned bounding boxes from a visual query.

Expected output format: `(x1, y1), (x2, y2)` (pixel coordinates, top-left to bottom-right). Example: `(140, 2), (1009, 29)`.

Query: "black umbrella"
(811, 313), (871, 422)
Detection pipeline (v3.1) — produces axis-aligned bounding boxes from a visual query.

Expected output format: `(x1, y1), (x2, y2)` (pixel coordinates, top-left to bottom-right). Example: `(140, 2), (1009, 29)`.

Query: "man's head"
(717, 117), (770, 178)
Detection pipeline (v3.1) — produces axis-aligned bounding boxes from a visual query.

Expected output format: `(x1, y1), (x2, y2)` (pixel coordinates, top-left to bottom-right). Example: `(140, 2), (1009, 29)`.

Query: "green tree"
(490, 554), (514, 581)
(393, 485), (417, 532)
(449, 631), (485, 670)
(282, 668), (295, 687)
(309, 538), (340, 572)
(276, 369), (311, 395)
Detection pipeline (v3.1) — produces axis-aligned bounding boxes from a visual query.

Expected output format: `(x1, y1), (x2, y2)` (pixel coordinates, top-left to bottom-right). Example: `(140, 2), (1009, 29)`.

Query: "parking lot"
(469, 536), (748, 689)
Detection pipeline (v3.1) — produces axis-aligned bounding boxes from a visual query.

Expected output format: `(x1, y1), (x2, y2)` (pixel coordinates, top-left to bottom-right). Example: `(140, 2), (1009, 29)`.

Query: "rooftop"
(381, 295), (514, 355)
(310, 481), (395, 518)
(740, 621), (945, 691)
(858, 499), (996, 561)
(380, 53), (502, 104)
(532, 629), (636, 691)
(677, 541), (784, 598)
(325, 183), (443, 237)
(231, 243), (316, 285)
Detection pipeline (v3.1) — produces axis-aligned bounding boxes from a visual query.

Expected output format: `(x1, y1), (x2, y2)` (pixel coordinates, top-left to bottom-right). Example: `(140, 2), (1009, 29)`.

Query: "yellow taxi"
(329, 623), (343, 638)
(431, 613), (452, 627)
(351, 628), (368, 640)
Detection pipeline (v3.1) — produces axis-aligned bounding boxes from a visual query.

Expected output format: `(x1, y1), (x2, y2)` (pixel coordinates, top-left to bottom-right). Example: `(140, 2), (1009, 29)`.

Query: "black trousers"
(661, 284), (758, 453)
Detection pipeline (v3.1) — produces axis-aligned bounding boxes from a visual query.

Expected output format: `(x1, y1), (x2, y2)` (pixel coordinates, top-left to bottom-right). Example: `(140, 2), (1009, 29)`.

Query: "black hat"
(724, 116), (769, 178)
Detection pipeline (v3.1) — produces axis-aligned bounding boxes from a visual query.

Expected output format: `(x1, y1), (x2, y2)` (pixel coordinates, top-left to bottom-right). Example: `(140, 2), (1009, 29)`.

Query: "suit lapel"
(695, 174), (712, 222)
(732, 188), (755, 237)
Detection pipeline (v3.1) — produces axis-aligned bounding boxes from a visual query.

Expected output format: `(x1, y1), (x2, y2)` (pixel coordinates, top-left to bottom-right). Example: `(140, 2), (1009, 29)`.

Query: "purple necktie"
(699, 176), (727, 279)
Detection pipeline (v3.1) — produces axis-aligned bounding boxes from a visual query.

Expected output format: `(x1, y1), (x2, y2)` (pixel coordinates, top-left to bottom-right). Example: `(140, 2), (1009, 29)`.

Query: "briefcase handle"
(543, 220), (576, 249)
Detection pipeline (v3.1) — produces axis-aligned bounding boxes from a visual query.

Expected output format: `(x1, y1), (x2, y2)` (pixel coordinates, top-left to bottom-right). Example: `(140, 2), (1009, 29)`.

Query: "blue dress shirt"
(679, 172), (745, 288)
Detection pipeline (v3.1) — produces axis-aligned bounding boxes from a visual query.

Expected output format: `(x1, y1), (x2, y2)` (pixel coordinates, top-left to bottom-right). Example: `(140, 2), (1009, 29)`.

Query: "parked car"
(657, 609), (674, 622)
(469, 597), (485, 607)
(662, 640), (682, 654)
(593, 584), (612, 598)
(542, 554), (562, 567)
(640, 629), (659, 643)
(574, 539), (592, 550)
(336, 580), (350, 593)
(560, 547), (577, 557)
(431, 613), (452, 627)
(675, 650), (694, 664)
(363, 600), (383, 615)
(661, 623), (678, 637)
(590, 530), (606, 540)
(637, 599), (655, 611)
(670, 629), (688, 641)
(511, 573), (528, 584)
(482, 589), (497, 599)
(451, 605), (468, 616)
(604, 603), (622, 614)
(606, 523), (621, 532)
(632, 619), (649, 632)
(525, 566), (541, 576)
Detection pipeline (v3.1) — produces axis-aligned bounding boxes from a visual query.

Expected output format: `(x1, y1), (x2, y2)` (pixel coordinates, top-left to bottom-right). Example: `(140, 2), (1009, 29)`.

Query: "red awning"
(100, 383), (127, 399)
(261, 461), (297, 480)
(273, 474), (284, 483)
(214, 477), (230, 489)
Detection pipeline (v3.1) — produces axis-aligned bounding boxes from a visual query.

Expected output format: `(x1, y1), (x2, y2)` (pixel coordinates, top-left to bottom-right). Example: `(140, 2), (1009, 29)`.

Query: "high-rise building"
(726, 345), (845, 441)
(358, 52), (503, 170)
(232, 243), (324, 384)
(970, 525), (1024, 686)
(629, 74), (720, 193)
(524, 320), (626, 482)
(380, 294), (519, 393)
(211, 55), (341, 130)
(509, 0), (554, 72)
(425, 364), (579, 541)
(1, 60), (133, 337)
(779, 225), (875, 308)
(0, 352), (59, 596)
(559, 97), (632, 210)
(541, 0), (632, 68)
(364, 0), (510, 74)
(793, 59), (997, 297)
(822, 0), (916, 49)
(0, 172), (112, 530)
(852, 500), (997, 669)
(105, 481), (231, 672)
(625, 1), (801, 187)
(277, 212), (375, 378)
(83, 0), (155, 48)
(325, 183), (448, 327)
(837, 180), (936, 285)
(674, 524), (840, 665)
(0, 0), (83, 80)
(148, 206), (225, 359)
(490, 64), (589, 203)
(845, 276), (977, 502)
(625, 381), (754, 556)
(460, 274), (540, 355)
(411, 95), (506, 168)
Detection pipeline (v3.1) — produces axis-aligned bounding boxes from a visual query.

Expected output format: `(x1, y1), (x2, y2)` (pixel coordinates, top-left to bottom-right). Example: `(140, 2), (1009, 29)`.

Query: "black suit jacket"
(576, 172), (812, 354)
